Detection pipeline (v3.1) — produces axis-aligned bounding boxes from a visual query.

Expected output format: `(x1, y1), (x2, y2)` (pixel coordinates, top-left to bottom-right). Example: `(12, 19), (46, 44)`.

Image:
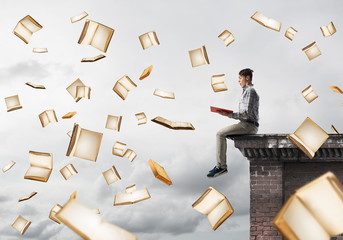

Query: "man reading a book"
(208, 68), (259, 177)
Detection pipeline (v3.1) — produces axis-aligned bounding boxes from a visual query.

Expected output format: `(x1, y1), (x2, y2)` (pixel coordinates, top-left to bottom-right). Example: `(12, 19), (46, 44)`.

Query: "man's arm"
(231, 88), (256, 120)
(217, 110), (233, 118)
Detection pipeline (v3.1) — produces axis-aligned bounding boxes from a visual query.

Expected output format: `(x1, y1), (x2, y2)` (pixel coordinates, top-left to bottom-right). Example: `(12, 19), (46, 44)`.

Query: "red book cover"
(210, 106), (233, 113)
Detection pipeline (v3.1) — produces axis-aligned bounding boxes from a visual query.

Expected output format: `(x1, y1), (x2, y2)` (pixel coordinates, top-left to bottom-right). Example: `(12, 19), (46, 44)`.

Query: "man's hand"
(217, 110), (233, 118)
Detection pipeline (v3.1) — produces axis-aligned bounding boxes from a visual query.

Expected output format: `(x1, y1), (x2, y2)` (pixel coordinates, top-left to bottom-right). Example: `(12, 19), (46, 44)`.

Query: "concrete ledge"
(229, 134), (343, 162)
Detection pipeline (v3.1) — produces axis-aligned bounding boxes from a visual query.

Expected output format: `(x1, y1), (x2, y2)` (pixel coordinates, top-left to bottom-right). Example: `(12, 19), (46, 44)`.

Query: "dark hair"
(239, 68), (254, 80)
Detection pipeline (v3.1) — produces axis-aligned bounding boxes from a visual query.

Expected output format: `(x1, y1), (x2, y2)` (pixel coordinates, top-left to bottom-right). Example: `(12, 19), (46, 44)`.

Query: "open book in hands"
(210, 106), (233, 116)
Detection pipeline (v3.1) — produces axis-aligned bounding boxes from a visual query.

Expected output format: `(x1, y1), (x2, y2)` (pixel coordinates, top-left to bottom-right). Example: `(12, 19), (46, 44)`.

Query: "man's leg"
(216, 121), (258, 169)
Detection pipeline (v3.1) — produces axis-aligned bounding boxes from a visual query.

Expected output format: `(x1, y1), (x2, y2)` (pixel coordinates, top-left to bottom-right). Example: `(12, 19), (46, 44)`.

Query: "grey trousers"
(216, 121), (258, 169)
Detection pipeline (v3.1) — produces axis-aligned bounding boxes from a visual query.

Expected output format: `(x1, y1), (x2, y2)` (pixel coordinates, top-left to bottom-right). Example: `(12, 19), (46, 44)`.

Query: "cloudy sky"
(0, 0), (343, 239)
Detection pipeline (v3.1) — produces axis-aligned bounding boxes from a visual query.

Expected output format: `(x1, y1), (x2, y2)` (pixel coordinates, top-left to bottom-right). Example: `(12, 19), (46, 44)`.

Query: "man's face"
(238, 75), (250, 88)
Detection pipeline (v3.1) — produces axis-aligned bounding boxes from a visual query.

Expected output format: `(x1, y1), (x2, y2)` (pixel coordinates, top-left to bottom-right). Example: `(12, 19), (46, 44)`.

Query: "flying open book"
(13, 15), (42, 44)
(153, 89), (175, 99)
(135, 112), (147, 125)
(2, 161), (15, 173)
(12, 215), (31, 235)
(24, 151), (53, 182)
(49, 204), (62, 224)
(71, 11), (88, 23)
(273, 171), (343, 240)
(211, 74), (228, 92)
(151, 116), (195, 130)
(18, 192), (37, 202)
(329, 85), (343, 94)
(33, 48), (48, 53)
(114, 185), (151, 206)
(113, 75), (137, 100)
(102, 166), (121, 185)
(123, 149), (137, 162)
(210, 106), (233, 114)
(192, 186), (234, 230)
(39, 109), (58, 128)
(285, 27), (298, 41)
(5, 95), (22, 112)
(139, 65), (153, 80)
(218, 30), (235, 47)
(66, 78), (86, 102)
(62, 112), (77, 119)
(287, 117), (329, 159)
(148, 159), (172, 185)
(320, 21), (336, 37)
(60, 163), (78, 180)
(251, 11), (281, 31)
(78, 19), (114, 53)
(25, 82), (45, 89)
(188, 45), (210, 67)
(302, 42), (321, 61)
(66, 123), (103, 162)
(56, 192), (137, 239)
(302, 85), (318, 103)
(139, 31), (160, 50)
(112, 141), (126, 157)
(76, 86), (91, 100)
(81, 54), (105, 62)
(105, 115), (122, 131)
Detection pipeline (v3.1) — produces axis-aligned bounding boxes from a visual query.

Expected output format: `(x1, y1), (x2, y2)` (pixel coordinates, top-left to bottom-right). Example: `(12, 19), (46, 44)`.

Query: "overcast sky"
(0, 0), (343, 239)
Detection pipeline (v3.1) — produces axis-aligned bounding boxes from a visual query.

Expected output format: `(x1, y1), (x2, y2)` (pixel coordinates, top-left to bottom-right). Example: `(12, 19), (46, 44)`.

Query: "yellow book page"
(73, 129), (102, 161)
(91, 24), (113, 52)
(283, 196), (329, 240)
(296, 175), (343, 236)
(171, 122), (194, 129)
(5, 95), (21, 109)
(139, 33), (152, 49)
(12, 216), (31, 234)
(114, 193), (133, 205)
(2, 161), (15, 172)
(103, 167), (120, 185)
(132, 188), (150, 203)
(213, 83), (228, 92)
(189, 48), (206, 67)
(119, 76), (136, 91)
(19, 192), (37, 202)
(294, 118), (328, 154)
(193, 188), (224, 215)
(49, 204), (62, 224)
(29, 151), (52, 169)
(154, 117), (173, 127)
(126, 185), (136, 193)
(114, 82), (128, 100)
(152, 161), (172, 184)
(288, 133), (314, 159)
(13, 23), (32, 43)
(25, 167), (51, 180)
(66, 79), (85, 101)
(79, 20), (98, 45)
(21, 16), (42, 32)
(56, 198), (102, 239)
(207, 198), (233, 230)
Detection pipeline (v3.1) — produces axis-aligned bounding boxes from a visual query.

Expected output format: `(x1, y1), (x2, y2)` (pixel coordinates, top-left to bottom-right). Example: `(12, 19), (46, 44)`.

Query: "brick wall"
(284, 162), (343, 240)
(250, 161), (343, 240)
(231, 134), (343, 239)
(250, 161), (283, 240)
(284, 162), (343, 200)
